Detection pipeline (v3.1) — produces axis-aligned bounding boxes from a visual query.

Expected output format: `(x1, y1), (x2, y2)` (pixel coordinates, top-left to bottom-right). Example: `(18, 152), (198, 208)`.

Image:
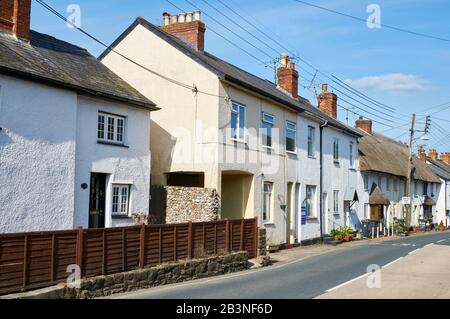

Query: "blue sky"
(30, 0), (450, 153)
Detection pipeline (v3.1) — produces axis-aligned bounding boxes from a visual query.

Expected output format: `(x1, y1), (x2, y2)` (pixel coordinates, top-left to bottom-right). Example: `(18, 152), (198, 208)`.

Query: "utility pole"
(405, 113), (416, 230)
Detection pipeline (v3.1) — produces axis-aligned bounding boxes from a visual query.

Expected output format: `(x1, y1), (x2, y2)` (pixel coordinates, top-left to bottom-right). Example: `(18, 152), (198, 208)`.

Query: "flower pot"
(343, 235), (351, 242)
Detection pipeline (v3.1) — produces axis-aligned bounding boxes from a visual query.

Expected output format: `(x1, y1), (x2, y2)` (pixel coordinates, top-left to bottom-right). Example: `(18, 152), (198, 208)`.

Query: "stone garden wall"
(64, 252), (248, 299)
(151, 186), (220, 224)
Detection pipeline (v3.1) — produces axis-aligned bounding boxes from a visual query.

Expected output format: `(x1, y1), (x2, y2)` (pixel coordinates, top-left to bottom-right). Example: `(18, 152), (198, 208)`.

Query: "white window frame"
(349, 141), (355, 168)
(263, 182), (273, 223)
(98, 112), (126, 145)
(305, 185), (316, 217)
(307, 126), (315, 158)
(230, 102), (246, 142)
(285, 120), (297, 153)
(112, 184), (130, 216)
(262, 112), (274, 148)
(333, 190), (339, 214)
(333, 138), (340, 163)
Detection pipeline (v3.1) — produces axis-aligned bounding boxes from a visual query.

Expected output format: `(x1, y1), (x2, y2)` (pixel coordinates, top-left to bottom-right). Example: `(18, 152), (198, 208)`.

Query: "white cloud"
(345, 73), (429, 94)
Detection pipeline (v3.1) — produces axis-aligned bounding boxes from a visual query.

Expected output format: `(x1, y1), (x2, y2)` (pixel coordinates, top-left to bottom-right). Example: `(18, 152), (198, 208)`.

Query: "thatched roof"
(358, 131), (441, 183)
(368, 185), (390, 205)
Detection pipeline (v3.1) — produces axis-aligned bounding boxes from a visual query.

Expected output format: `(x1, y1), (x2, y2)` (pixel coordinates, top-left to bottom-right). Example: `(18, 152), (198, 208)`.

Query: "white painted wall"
(0, 74), (151, 233)
(0, 75), (77, 233)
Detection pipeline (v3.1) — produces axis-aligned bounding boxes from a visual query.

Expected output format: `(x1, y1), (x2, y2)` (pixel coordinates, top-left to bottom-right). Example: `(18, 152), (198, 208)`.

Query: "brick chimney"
(161, 11), (205, 51)
(441, 152), (450, 165)
(0, 0), (31, 41)
(318, 83), (337, 118)
(355, 116), (373, 135)
(418, 146), (426, 162)
(428, 149), (438, 161)
(277, 53), (299, 99)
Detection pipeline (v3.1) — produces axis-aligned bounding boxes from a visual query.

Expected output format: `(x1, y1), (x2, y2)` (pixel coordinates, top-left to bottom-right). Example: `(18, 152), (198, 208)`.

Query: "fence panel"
(0, 218), (258, 294)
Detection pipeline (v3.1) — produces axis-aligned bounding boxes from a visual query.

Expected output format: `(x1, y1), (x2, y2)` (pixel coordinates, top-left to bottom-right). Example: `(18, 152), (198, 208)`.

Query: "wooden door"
(89, 173), (106, 228)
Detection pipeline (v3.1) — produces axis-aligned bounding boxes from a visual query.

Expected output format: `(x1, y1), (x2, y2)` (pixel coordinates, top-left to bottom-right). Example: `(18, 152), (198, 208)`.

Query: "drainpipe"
(319, 120), (329, 241)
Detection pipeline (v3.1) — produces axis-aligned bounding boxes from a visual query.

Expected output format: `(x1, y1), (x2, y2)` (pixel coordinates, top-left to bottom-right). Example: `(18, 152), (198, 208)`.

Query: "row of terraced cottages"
(1, 1), (448, 246)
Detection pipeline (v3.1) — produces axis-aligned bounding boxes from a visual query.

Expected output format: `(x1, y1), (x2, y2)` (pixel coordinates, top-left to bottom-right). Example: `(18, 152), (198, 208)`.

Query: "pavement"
(106, 231), (450, 299)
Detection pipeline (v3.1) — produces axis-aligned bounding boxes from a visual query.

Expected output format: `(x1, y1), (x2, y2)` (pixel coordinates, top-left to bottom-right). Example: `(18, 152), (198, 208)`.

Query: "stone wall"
(64, 252), (248, 299)
(258, 228), (267, 256)
(151, 186), (220, 224)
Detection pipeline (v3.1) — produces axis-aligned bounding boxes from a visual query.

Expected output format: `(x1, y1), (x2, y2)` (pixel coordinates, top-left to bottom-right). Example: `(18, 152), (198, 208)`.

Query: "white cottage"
(0, 0), (158, 233)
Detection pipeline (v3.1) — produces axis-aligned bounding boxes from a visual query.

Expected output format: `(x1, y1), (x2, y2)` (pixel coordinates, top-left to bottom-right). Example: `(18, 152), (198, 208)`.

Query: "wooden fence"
(0, 218), (258, 295)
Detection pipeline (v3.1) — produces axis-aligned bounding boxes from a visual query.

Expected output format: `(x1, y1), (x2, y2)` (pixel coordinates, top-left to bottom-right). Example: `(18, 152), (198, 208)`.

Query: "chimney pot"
(322, 83), (328, 93)
(163, 12), (171, 26)
(193, 10), (201, 21)
(428, 148), (438, 160)
(178, 13), (186, 23)
(186, 12), (193, 22)
(171, 14), (178, 24)
(277, 53), (299, 99)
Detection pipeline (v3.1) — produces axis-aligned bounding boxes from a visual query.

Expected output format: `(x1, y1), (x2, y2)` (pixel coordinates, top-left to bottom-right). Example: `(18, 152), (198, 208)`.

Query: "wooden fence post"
(240, 219), (245, 251)
(225, 219), (230, 253)
(22, 235), (28, 289)
(139, 224), (146, 269)
(187, 221), (193, 259)
(76, 227), (83, 270)
(254, 217), (258, 258)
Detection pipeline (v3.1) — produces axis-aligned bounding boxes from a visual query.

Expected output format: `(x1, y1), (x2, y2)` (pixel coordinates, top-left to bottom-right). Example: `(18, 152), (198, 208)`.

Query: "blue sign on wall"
(301, 205), (307, 225)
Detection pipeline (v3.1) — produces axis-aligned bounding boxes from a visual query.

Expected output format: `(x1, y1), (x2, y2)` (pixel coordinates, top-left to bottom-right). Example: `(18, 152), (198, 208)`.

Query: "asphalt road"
(110, 232), (450, 299)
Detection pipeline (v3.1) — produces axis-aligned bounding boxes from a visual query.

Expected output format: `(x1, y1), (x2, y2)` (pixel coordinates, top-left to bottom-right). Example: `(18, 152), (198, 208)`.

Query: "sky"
(30, 0), (450, 154)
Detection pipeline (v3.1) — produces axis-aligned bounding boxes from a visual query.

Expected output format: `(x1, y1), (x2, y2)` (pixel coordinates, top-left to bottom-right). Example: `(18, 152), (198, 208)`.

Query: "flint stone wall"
(64, 252), (248, 299)
(152, 186), (220, 224)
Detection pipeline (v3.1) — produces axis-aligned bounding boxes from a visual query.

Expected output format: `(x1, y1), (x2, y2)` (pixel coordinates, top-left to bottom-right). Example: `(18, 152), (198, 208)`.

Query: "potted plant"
(267, 241), (279, 253)
(341, 226), (353, 242)
(330, 229), (342, 241)
(439, 221), (446, 232)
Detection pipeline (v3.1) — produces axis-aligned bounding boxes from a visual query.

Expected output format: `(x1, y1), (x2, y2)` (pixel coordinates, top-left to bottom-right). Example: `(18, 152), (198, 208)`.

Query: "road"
(109, 232), (450, 299)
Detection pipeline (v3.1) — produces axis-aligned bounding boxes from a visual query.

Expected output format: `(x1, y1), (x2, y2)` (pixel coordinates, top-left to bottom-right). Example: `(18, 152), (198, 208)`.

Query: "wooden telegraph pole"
(405, 113), (416, 230)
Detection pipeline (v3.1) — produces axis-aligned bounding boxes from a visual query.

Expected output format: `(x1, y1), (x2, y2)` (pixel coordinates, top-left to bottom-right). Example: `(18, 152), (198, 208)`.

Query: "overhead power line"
(293, 0), (450, 43)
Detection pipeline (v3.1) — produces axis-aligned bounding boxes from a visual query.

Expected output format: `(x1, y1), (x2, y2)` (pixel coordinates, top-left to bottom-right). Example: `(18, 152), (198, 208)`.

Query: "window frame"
(305, 185), (316, 217)
(262, 112), (275, 148)
(263, 182), (273, 223)
(285, 120), (297, 153)
(112, 184), (130, 216)
(349, 141), (355, 168)
(307, 126), (315, 158)
(333, 190), (339, 214)
(333, 138), (340, 163)
(98, 112), (126, 145)
(363, 175), (369, 191)
(230, 102), (246, 142)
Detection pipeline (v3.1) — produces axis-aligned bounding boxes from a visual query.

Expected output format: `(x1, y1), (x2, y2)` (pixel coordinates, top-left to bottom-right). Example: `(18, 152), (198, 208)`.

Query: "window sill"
(306, 217), (318, 221)
(98, 141), (129, 148)
(112, 215), (131, 220)
(286, 150), (297, 156)
(349, 167), (356, 172)
(334, 161), (340, 165)
(263, 221), (275, 226)
(308, 156), (316, 160)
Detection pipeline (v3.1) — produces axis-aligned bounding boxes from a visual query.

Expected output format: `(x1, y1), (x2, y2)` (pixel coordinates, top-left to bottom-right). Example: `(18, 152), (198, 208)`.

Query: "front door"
(89, 173), (106, 229)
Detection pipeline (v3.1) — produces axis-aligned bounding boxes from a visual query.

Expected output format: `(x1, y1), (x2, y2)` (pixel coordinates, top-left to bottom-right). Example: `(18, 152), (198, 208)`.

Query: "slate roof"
(99, 17), (362, 137)
(0, 29), (157, 110)
(358, 131), (441, 183)
(427, 157), (450, 180)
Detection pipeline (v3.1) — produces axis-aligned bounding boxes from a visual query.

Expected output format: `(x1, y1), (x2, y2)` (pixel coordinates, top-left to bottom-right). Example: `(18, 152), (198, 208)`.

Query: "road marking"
(437, 239), (446, 243)
(408, 249), (421, 255)
(425, 243), (434, 248)
(326, 272), (371, 293)
(383, 257), (403, 269)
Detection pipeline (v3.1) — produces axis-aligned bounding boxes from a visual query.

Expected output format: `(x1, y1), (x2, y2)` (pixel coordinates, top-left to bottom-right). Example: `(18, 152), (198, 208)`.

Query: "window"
(393, 178), (398, 192)
(349, 142), (355, 168)
(263, 182), (273, 222)
(333, 138), (339, 163)
(431, 183), (435, 196)
(364, 175), (369, 191)
(414, 181), (418, 194)
(98, 112), (126, 144)
(262, 112), (274, 148)
(112, 185), (130, 215)
(286, 121), (296, 153)
(231, 102), (246, 141)
(306, 185), (316, 217)
(333, 190), (339, 214)
(378, 176), (382, 191)
(386, 177), (391, 191)
(423, 182), (428, 195)
(308, 126), (315, 157)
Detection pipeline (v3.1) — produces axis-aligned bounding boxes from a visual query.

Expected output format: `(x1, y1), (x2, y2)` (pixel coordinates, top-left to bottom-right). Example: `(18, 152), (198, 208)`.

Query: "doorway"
(89, 173), (106, 229)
